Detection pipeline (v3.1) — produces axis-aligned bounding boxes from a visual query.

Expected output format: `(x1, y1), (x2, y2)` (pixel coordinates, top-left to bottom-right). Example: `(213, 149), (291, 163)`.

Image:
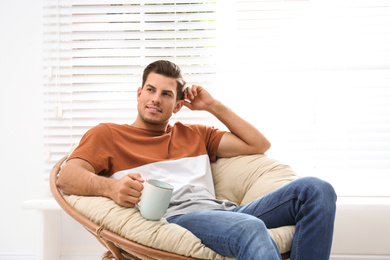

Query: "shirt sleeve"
(187, 124), (226, 162)
(68, 123), (114, 176)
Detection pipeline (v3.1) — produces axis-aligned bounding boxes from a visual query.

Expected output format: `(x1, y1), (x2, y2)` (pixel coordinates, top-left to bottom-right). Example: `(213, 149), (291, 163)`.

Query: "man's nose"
(151, 92), (162, 104)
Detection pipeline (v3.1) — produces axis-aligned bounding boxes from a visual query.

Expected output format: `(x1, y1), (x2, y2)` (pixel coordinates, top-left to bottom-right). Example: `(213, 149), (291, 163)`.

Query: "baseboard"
(0, 252), (35, 260)
(331, 255), (390, 260)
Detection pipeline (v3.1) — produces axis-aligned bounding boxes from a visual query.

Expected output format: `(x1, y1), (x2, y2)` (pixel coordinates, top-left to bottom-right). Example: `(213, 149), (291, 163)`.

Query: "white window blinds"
(217, 0), (390, 196)
(43, 0), (217, 177)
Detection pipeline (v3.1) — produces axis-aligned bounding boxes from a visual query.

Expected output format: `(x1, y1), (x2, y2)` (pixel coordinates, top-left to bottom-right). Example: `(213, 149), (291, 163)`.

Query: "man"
(58, 60), (337, 259)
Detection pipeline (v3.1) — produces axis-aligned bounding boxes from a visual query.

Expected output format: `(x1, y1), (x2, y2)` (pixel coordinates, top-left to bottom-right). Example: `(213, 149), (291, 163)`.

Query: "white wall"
(0, 1), (145, 258)
(0, 1), (45, 257)
(0, 1), (389, 260)
(0, 2), (103, 259)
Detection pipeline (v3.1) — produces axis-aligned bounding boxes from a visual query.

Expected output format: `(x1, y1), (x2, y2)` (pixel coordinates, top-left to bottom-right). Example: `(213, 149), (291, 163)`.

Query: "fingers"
(126, 174), (144, 191)
(185, 85), (203, 101)
(128, 172), (145, 183)
(116, 189), (141, 208)
(183, 100), (193, 110)
(114, 173), (144, 207)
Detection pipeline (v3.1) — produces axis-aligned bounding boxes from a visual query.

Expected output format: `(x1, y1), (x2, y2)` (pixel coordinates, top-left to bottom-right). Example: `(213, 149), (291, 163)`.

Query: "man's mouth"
(146, 105), (162, 113)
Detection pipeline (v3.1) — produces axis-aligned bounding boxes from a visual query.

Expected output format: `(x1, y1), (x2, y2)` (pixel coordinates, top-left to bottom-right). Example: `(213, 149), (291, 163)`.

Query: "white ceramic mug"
(138, 179), (174, 221)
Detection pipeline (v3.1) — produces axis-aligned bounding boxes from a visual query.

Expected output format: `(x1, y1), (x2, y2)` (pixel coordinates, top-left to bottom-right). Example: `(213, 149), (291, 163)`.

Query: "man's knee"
(310, 177), (336, 200)
(301, 177), (337, 213)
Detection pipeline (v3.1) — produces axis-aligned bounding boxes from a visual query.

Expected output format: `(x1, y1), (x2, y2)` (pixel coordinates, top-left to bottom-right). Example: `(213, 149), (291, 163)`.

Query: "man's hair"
(142, 60), (186, 100)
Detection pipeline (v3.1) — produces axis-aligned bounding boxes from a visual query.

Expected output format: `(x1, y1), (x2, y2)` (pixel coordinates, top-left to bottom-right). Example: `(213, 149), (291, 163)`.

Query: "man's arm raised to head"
(184, 85), (271, 158)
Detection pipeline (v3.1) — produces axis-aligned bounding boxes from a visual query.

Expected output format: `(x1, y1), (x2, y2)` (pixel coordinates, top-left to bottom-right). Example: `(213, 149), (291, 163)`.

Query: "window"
(217, 0), (390, 196)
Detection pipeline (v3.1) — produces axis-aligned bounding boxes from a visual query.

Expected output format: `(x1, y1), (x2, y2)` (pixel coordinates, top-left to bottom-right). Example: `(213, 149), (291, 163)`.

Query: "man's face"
(136, 72), (184, 128)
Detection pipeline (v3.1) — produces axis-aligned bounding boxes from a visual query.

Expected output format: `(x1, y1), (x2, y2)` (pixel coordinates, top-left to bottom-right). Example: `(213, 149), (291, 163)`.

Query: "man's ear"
(137, 87), (142, 101)
(173, 100), (184, 114)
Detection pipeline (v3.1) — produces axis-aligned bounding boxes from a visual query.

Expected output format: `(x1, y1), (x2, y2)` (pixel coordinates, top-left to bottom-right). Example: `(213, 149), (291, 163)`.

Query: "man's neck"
(131, 116), (169, 132)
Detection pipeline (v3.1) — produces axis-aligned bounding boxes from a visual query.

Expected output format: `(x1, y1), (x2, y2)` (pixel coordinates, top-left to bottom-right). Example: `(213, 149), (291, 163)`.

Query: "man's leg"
(167, 210), (282, 260)
(233, 176), (337, 260)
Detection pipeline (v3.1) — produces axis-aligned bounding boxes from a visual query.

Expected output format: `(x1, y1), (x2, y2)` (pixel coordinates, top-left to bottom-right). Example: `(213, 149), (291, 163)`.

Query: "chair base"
(102, 251), (115, 260)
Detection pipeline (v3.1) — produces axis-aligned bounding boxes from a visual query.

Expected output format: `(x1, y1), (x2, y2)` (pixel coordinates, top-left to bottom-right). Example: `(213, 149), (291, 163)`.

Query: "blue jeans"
(167, 177), (337, 260)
